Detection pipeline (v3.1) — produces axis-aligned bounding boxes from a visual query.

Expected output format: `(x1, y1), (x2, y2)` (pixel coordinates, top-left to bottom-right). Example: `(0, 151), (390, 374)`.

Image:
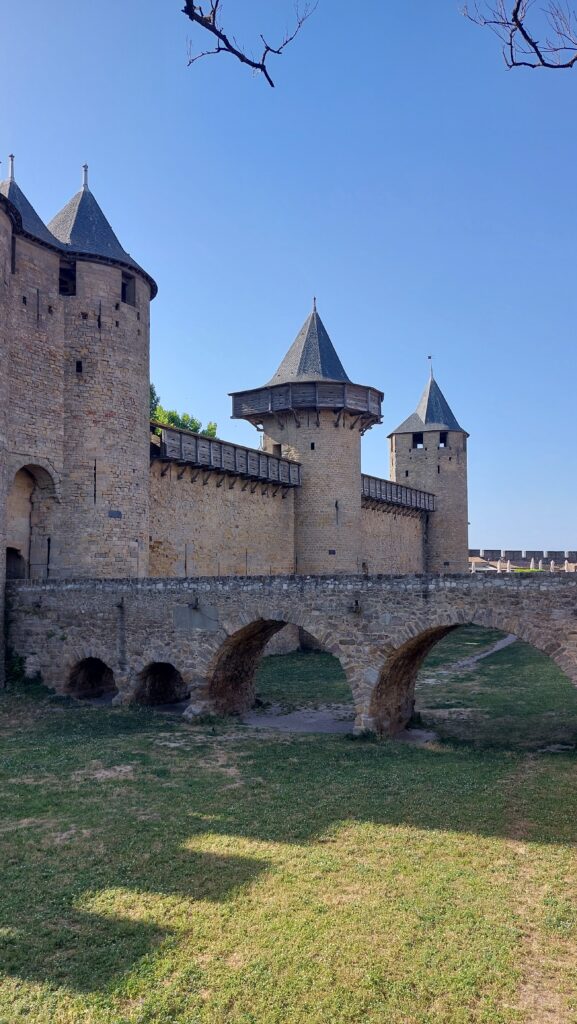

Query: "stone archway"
(133, 662), (189, 705)
(6, 464), (58, 580)
(206, 616), (355, 718)
(369, 626), (460, 735)
(65, 658), (118, 699)
(367, 609), (577, 736)
(208, 619), (286, 715)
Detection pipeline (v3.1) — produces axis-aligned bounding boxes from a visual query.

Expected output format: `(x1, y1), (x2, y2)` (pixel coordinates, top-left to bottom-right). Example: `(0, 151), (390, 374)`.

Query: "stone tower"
(389, 371), (469, 572)
(0, 159), (156, 585)
(231, 303), (383, 573)
(47, 166), (156, 578)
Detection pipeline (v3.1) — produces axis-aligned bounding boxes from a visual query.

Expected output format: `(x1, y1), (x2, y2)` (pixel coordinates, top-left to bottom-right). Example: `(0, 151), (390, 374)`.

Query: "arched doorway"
(133, 663), (189, 706)
(5, 465), (57, 579)
(66, 658), (118, 699)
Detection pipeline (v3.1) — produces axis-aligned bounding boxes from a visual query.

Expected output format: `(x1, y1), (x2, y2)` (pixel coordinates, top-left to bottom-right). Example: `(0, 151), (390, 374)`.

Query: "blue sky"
(2, 1), (576, 549)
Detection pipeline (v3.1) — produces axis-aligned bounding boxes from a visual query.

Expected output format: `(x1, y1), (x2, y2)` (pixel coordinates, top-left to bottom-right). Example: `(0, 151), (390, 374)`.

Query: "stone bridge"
(6, 574), (577, 734)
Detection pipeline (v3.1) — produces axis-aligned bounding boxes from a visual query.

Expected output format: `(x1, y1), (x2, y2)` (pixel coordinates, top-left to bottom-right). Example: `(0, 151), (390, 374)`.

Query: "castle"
(0, 160), (469, 680)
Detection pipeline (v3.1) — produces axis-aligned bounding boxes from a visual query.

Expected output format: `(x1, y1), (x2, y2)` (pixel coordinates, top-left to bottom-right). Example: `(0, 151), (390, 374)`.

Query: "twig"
(182, 1), (318, 87)
(464, 0), (577, 68)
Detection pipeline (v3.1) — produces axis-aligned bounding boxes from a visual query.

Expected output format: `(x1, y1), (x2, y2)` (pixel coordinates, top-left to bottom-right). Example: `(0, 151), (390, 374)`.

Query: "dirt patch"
(197, 746), (244, 787)
(7, 774), (57, 786)
(72, 762), (135, 782)
(52, 826), (93, 844)
(243, 703), (355, 734)
(0, 816), (58, 834)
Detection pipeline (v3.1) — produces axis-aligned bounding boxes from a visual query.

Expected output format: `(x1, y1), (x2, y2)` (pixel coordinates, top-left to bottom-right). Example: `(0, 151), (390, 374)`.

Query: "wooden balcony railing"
(153, 424), (302, 487)
(361, 474), (435, 512)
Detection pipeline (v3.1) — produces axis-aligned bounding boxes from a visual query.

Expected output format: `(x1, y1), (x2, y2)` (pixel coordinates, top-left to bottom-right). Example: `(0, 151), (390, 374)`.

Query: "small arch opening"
(134, 662), (189, 706)
(66, 658), (117, 699)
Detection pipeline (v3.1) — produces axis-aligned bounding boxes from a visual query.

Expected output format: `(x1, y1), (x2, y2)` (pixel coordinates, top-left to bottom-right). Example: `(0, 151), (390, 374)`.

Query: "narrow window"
(412, 432), (424, 449)
(272, 443), (281, 458)
(59, 260), (76, 296)
(121, 272), (135, 306)
(310, 442), (315, 450)
(76, 360), (83, 373)
(21, 295), (27, 306)
(405, 470), (409, 478)
(439, 431), (448, 448)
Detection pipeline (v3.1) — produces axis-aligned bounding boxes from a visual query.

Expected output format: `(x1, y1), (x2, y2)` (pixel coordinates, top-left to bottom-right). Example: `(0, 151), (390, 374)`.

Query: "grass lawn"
(1, 631), (577, 1022)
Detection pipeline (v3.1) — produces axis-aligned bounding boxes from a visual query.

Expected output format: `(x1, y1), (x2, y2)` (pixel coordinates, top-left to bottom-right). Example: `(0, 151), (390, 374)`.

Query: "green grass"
(417, 628), (577, 750)
(1, 635), (577, 1022)
(255, 651), (352, 708)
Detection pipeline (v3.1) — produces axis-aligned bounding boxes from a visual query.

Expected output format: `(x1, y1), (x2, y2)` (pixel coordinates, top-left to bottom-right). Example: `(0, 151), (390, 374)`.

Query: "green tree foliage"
(149, 382), (161, 419)
(150, 383), (217, 438)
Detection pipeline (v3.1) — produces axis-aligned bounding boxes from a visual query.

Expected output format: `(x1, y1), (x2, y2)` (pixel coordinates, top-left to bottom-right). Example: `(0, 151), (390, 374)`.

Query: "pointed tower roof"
(0, 155), (60, 247)
(47, 164), (156, 294)
(390, 372), (467, 435)
(267, 301), (351, 385)
(231, 303), (382, 430)
(48, 164), (136, 264)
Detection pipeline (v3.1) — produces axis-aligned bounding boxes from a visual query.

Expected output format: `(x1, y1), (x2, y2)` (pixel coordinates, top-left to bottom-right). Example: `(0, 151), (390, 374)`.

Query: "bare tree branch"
(182, 1), (318, 87)
(464, 1), (577, 68)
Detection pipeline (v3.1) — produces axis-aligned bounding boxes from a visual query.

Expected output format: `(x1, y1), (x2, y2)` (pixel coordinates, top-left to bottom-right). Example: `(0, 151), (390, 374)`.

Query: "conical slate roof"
(390, 373), (466, 435)
(0, 158), (59, 247)
(268, 304), (350, 385)
(48, 176), (136, 265)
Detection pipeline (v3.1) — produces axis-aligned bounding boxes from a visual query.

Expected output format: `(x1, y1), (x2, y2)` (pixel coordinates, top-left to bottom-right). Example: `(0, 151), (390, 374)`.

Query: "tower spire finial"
(8, 154), (14, 182)
(428, 354), (434, 380)
(82, 163), (89, 189)
(313, 295), (317, 313)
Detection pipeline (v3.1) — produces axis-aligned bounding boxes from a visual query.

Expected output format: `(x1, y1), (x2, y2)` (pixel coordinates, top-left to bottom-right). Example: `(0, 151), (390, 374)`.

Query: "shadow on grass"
(0, 820), (269, 992)
(2, 632), (577, 994)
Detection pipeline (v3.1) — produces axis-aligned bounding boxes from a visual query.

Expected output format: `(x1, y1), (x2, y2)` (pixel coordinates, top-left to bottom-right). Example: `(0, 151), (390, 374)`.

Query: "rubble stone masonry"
(7, 573), (577, 735)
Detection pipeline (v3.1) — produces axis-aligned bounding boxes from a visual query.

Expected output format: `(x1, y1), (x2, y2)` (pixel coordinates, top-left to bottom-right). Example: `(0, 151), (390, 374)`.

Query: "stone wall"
(149, 460), (296, 576)
(7, 573), (577, 734)
(360, 505), (425, 573)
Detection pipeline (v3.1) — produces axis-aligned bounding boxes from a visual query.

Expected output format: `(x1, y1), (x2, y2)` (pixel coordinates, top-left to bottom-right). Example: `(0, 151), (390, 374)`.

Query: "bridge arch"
(133, 662), (189, 705)
(368, 608), (577, 735)
(65, 657), (118, 699)
(205, 614), (355, 716)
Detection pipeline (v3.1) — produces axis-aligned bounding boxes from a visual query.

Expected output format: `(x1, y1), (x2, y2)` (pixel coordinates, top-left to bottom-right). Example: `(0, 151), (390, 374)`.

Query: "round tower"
(231, 303), (383, 574)
(47, 166), (157, 578)
(389, 370), (469, 573)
